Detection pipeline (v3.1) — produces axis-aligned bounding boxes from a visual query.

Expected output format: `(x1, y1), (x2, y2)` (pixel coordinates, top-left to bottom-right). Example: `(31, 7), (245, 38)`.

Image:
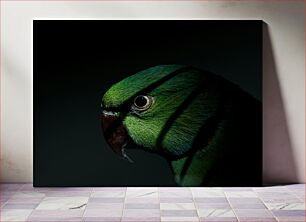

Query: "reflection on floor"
(0, 184), (305, 222)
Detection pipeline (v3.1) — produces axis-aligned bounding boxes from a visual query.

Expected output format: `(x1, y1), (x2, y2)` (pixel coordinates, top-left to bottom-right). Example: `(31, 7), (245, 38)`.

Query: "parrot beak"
(101, 111), (133, 162)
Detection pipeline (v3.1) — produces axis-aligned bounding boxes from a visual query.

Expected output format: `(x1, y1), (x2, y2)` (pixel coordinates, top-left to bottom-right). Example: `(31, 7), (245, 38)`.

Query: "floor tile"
(125, 188), (158, 198)
(20, 184), (92, 192)
(10, 191), (46, 199)
(36, 196), (88, 210)
(159, 187), (190, 192)
(276, 218), (306, 222)
(198, 209), (235, 217)
(83, 217), (121, 222)
(38, 187), (92, 191)
(160, 197), (194, 203)
(91, 190), (125, 198)
(286, 184), (305, 190)
(237, 218), (277, 222)
(20, 184), (48, 191)
(2, 203), (39, 209)
(194, 197), (228, 203)
(122, 209), (160, 217)
(200, 217), (238, 222)
(125, 203), (159, 209)
(196, 203), (231, 209)
(228, 198), (262, 204)
(230, 202), (266, 209)
(27, 217), (83, 221)
(92, 187), (126, 191)
(256, 192), (301, 204)
(125, 197), (159, 203)
(122, 217), (161, 221)
(1, 184), (24, 191)
(7, 197), (44, 204)
(1, 202), (7, 208)
(1, 183), (305, 222)
(291, 191), (305, 200)
(261, 197), (302, 204)
(225, 191), (258, 198)
(89, 197), (124, 203)
(44, 191), (91, 197)
(29, 209), (84, 217)
(253, 186), (289, 193)
(83, 209), (123, 217)
(257, 191), (298, 198)
(1, 196), (11, 204)
(234, 209), (274, 218)
(192, 189), (225, 197)
(265, 202), (305, 210)
(1, 191), (13, 197)
(161, 209), (198, 217)
(86, 202), (123, 209)
(0, 209), (32, 221)
(161, 216), (199, 222)
(223, 188), (253, 191)
(160, 203), (196, 210)
(272, 209), (305, 217)
(159, 190), (192, 197)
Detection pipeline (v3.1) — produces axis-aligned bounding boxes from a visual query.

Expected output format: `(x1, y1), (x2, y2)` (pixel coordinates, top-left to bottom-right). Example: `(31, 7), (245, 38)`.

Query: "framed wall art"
(34, 20), (262, 187)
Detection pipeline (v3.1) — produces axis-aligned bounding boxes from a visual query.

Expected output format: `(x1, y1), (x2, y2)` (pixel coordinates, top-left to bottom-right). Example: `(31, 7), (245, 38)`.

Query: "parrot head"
(100, 65), (221, 161)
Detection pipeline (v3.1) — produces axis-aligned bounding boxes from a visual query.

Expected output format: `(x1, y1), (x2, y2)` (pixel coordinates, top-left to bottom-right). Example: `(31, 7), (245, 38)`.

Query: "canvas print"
(34, 20), (262, 187)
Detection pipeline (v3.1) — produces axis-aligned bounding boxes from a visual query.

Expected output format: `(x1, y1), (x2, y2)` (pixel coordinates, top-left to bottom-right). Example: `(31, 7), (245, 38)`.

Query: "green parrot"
(101, 65), (262, 186)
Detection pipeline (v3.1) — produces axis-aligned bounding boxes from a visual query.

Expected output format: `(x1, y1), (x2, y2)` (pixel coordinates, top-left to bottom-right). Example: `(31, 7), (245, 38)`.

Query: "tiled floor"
(0, 184), (305, 222)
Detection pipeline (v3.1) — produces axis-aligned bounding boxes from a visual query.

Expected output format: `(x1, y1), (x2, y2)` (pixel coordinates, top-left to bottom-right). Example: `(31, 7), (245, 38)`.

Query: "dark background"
(34, 20), (262, 186)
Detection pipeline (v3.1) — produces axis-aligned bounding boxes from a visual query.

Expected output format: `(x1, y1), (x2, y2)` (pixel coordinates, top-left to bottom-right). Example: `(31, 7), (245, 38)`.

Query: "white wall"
(1, 1), (304, 184)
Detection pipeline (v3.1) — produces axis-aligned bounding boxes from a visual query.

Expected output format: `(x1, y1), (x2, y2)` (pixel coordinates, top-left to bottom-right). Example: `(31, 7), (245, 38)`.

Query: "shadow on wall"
(263, 23), (298, 184)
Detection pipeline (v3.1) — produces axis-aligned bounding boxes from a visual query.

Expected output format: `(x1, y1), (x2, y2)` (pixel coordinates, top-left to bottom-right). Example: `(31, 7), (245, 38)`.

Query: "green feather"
(101, 65), (261, 186)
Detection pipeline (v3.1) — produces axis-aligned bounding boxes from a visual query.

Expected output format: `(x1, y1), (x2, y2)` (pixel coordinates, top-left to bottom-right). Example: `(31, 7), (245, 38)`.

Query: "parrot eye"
(132, 95), (153, 112)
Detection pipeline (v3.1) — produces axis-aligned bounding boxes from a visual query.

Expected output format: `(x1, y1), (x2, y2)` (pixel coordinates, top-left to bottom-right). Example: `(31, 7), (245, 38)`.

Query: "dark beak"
(100, 111), (128, 158)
